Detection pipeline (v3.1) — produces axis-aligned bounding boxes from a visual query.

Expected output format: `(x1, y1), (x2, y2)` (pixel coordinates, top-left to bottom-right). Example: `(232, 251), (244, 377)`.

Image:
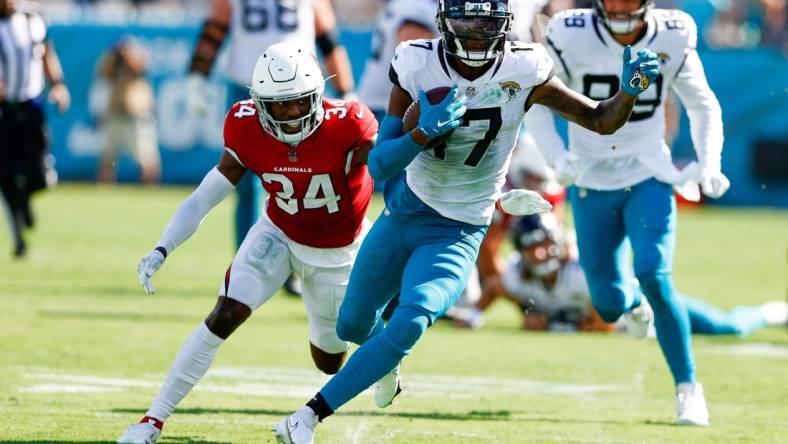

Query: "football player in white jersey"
(272, 0), (662, 441)
(457, 214), (788, 337)
(187, 0), (356, 251)
(526, 0), (729, 427)
(358, 0), (438, 124)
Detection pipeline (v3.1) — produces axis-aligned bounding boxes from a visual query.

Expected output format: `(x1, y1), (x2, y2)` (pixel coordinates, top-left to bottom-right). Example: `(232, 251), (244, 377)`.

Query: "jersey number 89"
(582, 74), (664, 122)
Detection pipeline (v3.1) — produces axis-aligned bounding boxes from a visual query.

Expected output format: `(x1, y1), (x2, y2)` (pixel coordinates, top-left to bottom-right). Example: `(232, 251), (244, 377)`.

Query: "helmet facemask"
(250, 86), (324, 146)
(438, 1), (512, 67)
(594, 0), (653, 35)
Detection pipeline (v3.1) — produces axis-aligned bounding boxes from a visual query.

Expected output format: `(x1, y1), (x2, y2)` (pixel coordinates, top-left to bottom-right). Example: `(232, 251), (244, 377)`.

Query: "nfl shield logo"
(465, 86), (476, 97)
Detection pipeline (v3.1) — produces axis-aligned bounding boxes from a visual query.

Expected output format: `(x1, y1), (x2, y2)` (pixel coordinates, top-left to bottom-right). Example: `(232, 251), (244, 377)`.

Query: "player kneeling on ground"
(117, 42), (378, 444)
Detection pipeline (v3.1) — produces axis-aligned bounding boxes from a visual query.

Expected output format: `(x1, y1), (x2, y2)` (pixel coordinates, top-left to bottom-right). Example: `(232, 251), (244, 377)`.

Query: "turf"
(0, 184), (786, 443)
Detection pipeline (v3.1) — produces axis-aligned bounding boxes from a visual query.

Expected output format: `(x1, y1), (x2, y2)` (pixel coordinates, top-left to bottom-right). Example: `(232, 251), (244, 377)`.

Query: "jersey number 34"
(263, 173), (340, 216)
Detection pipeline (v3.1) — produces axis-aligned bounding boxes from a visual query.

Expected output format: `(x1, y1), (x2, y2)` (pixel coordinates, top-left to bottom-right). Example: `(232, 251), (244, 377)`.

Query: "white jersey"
(545, 9), (721, 190)
(390, 38), (553, 225)
(508, 0), (548, 42)
(501, 253), (590, 321)
(228, 0), (315, 85)
(357, 0), (437, 112)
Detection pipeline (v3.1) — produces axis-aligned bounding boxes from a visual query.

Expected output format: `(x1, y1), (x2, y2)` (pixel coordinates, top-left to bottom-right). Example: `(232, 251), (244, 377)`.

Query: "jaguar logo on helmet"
(593, 0), (654, 35)
(437, 0), (513, 67)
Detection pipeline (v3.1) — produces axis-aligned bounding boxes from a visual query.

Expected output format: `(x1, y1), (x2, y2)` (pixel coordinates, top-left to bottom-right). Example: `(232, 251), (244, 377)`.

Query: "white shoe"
(760, 301), (788, 326)
(676, 382), (710, 426)
(374, 363), (402, 408)
(272, 406), (318, 444)
(117, 419), (162, 444)
(624, 298), (654, 339)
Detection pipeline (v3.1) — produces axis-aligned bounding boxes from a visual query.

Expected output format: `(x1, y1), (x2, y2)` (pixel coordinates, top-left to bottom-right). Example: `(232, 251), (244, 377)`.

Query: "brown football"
(402, 86), (456, 150)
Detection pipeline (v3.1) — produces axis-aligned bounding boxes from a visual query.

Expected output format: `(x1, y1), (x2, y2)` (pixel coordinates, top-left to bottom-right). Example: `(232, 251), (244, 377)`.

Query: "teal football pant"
(319, 203), (486, 410)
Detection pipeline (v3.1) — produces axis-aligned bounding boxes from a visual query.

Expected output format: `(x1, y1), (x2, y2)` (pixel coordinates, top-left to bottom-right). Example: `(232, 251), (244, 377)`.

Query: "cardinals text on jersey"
(389, 38), (553, 226)
(223, 98), (378, 249)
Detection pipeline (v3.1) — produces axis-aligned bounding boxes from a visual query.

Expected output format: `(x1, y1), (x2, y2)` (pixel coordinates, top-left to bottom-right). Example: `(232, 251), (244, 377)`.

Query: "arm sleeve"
(524, 104), (567, 167)
(670, 49), (724, 172)
(367, 115), (424, 181)
(156, 167), (235, 254)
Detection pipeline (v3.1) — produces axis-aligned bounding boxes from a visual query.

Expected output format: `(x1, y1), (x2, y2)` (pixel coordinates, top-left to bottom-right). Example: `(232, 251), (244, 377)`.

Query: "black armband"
(316, 28), (340, 57)
(189, 19), (229, 75)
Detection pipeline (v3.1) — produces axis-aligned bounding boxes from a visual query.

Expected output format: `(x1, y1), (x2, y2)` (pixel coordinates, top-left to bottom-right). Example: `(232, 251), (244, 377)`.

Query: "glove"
(137, 248), (166, 294)
(416, 85), (466, 139)
(185, 74), (210, 116)
(699, 168), (730, 199)
(620, 46), (659, 96)
(498, 189), (553, 216)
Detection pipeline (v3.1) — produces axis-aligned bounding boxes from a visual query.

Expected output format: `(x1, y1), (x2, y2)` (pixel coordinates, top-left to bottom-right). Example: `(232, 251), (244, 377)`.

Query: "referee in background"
(1, 0), (70, 258)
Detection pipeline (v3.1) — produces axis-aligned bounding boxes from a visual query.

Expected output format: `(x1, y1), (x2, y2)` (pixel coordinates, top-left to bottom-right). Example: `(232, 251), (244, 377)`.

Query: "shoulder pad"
(546, 9), (592, 49)
(653, 9), (698, 49)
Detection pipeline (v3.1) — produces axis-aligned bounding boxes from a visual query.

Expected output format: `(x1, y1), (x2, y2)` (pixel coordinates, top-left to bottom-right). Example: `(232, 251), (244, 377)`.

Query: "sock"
(306, 392), (333, 421)
(146, 322), (224, 421)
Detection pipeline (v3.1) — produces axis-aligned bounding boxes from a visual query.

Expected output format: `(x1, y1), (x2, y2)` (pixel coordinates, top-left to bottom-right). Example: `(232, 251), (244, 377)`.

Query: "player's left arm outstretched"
(527, 45), (659, 135)
(669, 47), (727, 198)
(137, 152), (244, 294)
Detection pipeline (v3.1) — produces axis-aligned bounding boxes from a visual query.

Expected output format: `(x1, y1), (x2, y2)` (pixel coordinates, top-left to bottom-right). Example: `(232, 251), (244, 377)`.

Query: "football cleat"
(374, 362), (402, 408)
(116, 416), (162, 444)
(676, 382), (710, 426)
(272, 406), (318, 444)
(760, 300), (788, 326)
(623, 297), (654, 339)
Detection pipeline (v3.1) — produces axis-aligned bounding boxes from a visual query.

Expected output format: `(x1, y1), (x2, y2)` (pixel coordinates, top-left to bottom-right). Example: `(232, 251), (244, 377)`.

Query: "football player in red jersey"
(117, 42), (378, 444)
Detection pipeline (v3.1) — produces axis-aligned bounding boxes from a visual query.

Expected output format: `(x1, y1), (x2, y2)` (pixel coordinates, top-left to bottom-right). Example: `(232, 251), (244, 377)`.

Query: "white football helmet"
(249, 42), (325, 145)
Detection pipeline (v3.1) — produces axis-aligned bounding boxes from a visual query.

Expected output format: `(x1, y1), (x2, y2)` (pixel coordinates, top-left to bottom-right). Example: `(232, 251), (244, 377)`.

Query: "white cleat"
(760, 301), (788, 326)
(676, 382), (710, 426)
(272, 406), (318, 444)
(374, 362), (402, 408)
(116, 421), (161, 444)
(624, 297), (654, 339)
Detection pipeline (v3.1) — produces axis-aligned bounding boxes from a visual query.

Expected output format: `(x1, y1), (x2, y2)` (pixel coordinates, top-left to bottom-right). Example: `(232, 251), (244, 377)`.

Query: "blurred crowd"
(39, 0), (787, 51)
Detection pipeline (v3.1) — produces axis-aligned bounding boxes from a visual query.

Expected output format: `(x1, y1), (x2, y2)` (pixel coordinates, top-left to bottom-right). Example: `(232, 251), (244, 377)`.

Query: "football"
(402, 86), (456, 150)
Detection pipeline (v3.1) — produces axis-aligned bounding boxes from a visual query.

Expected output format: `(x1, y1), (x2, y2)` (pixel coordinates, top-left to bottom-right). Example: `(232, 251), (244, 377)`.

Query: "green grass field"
(1, 184), (786, 443)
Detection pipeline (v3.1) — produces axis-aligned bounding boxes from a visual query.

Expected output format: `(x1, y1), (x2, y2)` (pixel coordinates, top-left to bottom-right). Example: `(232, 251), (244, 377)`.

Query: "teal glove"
(620, 46), (659, 96)
(416, 85), (467, 139)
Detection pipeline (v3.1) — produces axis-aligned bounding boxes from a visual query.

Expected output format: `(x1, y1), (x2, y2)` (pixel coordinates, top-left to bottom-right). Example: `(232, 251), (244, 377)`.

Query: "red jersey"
(224, 99), (378, 249)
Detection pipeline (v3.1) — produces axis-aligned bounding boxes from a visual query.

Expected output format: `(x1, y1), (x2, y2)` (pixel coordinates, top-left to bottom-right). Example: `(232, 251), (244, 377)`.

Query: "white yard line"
(707, 343), (788, 359)
(11, 365), (625, 397)
(350, 418), (370, 444)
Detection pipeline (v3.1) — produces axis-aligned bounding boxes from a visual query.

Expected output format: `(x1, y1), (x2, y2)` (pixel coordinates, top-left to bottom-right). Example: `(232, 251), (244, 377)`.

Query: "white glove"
(185, 74), (209, 116)
(553, 152), (579, 187)
(137, 249), (166, 295)
(499, 189), (553, 216)
(700, 169), (730, 199)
